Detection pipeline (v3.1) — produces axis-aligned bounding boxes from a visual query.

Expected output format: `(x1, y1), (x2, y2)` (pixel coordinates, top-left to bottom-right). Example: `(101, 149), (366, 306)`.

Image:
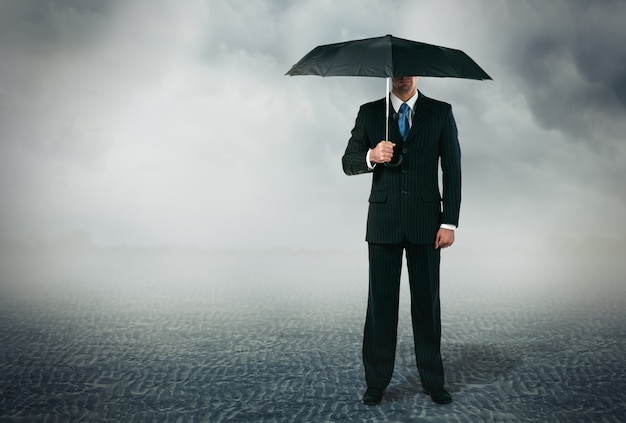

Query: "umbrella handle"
(384, 155), (403, 167)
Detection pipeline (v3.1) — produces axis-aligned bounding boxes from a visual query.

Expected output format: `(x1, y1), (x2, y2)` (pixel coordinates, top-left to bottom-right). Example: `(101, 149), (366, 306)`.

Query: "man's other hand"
(435, 228), (455, 249)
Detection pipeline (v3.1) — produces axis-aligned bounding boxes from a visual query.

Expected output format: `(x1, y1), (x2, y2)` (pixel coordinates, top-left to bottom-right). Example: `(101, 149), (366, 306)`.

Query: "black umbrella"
(286, 34), (491, 79)
(286, 34), (491, 142)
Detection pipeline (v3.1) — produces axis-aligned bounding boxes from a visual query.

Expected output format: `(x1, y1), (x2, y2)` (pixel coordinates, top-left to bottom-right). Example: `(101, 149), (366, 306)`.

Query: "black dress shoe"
(422, 387), (452, 404)
(361, 387), (384, 405)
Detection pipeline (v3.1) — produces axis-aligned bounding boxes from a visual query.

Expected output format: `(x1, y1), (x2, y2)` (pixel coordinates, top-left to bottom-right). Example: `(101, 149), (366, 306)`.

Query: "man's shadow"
(385, 342), (522, 401)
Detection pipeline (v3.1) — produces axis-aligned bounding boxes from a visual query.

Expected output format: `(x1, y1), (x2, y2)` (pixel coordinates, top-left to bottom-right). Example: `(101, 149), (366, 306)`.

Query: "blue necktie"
(398, 103), (410, 140)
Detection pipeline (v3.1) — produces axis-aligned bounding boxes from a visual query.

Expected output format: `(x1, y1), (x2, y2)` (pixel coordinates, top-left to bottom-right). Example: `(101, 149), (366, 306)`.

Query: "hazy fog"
(1, 0), (625, 299)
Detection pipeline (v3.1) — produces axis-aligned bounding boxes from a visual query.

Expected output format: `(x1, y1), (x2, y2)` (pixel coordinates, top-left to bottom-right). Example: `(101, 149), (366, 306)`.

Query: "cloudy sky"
(1, 0), (625, 255)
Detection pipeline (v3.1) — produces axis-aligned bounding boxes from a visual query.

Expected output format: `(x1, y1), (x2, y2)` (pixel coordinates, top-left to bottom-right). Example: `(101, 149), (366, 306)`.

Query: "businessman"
(342, 76), (461, 406)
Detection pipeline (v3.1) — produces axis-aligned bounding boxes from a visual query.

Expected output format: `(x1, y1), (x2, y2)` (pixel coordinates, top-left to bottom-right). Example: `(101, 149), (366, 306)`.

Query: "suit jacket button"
(402, 148), (408, 153)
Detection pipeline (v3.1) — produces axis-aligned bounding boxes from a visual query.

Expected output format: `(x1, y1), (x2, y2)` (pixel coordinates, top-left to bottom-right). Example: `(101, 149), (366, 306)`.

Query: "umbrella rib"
(439, 47), (462, 78)
(321, 44), (345, 76)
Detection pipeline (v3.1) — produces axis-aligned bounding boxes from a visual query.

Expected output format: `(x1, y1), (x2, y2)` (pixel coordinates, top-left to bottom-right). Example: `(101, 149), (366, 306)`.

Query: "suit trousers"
(363, 240), (445, 390)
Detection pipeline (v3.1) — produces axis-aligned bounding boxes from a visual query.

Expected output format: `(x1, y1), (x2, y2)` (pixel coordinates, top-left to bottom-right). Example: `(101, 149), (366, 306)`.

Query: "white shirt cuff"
(366, 149), (376, 170)
(440, 223), (457, 230)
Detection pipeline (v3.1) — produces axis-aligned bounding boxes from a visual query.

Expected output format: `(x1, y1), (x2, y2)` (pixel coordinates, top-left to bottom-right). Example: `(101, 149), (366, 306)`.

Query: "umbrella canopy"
(285, 34), (492, 80)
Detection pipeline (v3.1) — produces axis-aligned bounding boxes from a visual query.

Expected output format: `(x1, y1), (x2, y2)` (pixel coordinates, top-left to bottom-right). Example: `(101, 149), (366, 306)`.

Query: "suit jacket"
(342, 91), (461, 244)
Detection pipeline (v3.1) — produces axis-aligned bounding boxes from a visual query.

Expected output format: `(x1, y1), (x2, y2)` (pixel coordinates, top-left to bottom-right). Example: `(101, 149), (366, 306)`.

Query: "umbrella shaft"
(385, 77), (390, 141)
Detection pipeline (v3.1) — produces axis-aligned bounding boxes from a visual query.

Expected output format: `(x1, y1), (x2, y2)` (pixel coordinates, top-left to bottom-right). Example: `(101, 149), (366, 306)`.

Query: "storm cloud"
(0, 0), (624, 256)
(498, 0), (626, 143)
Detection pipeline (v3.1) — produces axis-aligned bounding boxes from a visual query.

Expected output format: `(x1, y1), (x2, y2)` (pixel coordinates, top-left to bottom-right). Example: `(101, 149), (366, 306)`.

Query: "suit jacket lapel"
(375, 97), (404, 143)
(387, 104), (403, 143)
(407, 91), (431, 140)
(372, 98), (403, 144)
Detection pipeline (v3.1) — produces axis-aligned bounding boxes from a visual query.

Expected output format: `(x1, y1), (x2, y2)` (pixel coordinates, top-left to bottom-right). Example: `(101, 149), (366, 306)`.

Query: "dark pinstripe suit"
(342, 91), (461, 391)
